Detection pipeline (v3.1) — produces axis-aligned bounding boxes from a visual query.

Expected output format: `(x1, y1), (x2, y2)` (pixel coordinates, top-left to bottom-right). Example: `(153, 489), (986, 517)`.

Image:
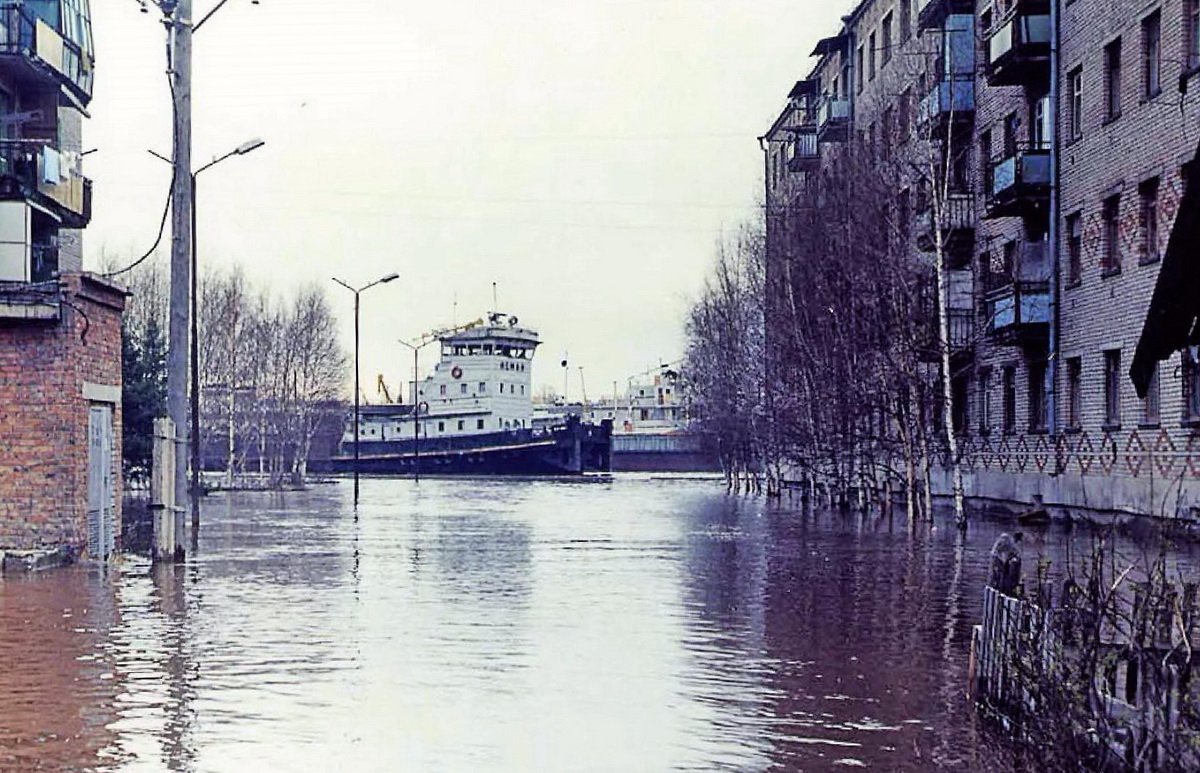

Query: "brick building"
(763, 0), (1200, 518)
(0, 2), (125, 558)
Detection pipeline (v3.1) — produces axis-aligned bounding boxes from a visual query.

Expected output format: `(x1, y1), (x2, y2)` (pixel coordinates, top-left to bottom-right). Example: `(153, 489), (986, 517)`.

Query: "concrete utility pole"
(166, 0), (194, 559)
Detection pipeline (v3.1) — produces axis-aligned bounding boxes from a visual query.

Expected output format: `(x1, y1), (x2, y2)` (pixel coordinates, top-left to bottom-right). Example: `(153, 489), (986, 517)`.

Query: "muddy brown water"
(4, 474), (1191, 772)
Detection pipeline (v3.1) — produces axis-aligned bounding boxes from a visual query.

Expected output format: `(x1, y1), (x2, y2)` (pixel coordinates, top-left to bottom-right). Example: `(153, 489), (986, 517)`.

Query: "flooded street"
(0, 475), (1098, 771)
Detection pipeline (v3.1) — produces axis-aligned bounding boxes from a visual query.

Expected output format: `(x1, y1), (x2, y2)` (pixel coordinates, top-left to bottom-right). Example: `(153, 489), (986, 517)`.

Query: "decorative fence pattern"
(954, 428), (1200, 480)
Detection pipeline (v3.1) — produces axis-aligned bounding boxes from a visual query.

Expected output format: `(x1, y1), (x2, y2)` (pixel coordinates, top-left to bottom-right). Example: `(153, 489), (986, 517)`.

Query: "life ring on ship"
(451, 366), (463, 379)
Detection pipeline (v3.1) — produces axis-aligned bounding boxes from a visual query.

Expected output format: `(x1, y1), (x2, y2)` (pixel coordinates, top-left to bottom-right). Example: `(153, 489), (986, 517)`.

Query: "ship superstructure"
(332, 312), (610, 475)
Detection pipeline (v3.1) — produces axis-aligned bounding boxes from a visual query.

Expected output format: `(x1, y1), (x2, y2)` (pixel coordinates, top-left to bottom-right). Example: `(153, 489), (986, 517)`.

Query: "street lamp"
(398, 336), (437, 482)
(333, 273), (400, 506)
(150, 137), (266, 542)
(189, 138), (265, 538)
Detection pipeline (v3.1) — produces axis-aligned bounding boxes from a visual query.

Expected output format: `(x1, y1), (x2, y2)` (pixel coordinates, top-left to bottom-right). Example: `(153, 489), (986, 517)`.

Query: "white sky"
(85, 0), (846, 401)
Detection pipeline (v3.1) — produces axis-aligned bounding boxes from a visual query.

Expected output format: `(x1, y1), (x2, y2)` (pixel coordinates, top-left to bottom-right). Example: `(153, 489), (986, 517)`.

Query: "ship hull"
(319, 418), (612, 476)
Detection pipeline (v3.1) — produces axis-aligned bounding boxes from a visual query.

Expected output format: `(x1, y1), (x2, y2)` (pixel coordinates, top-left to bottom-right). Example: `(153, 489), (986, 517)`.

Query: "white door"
(87, 403), (115, 560)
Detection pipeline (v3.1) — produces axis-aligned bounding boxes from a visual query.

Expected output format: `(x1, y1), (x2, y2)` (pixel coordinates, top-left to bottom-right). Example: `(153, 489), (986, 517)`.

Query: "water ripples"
(0, 476), (1070, 771)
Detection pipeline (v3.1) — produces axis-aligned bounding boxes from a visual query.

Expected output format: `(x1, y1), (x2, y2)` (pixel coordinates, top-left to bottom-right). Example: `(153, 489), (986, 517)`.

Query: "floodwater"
(2, 474), (1167, 772)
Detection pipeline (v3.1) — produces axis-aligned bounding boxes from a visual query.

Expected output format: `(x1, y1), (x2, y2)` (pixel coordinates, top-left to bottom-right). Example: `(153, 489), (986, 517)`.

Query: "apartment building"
(0, 1), (126, 560)
(764, 0), (1200, 517)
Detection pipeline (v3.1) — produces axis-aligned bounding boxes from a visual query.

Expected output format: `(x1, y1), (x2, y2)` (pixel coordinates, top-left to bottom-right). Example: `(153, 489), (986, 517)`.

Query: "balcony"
(0, 141), (92, 228)
(916, 192), (975, 255)
(985, 281), (1050, 343)
(918, 78), (974, 137)
(816, 96), (850, 142)
(0, 278), (59, 320)
(984, 4), (1051, 87)
(918, 307), (975, 362)
(984, 145), (1050, 220)
(787, 130), (818, 170)
(983, 239), (1051, 344)
(0, 2), (94, 108)
(917, 0), (974, 31)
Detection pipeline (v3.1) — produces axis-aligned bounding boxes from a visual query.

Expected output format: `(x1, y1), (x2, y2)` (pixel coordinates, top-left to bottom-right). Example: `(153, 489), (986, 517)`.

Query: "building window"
(1189, 0), (1200, 70)
(1140, 177), (1160, 264)
(1102, 194), (1122, 274)
(1067, 357), (1083, 430)
(1104, 349), (1122, 428)
(1002, 113), (1019, 157)
(857, 45), (865, 92)
(980, 130), (993, 194)
(900, 0), (911, 43)
(869, 33), (877, 80)
(1068, 67), (1083, 141)
(881, 13), (893, 66)
(882, 106), (894, 157)
(952, 374), (969, 435)
(1002, 366), (1016, 434)
(1028, 359), (1048, 432)
(979, 368), (992, 434)
(1031, 93), (1050, 150)
(1143, 11), (1162, 98)
(1142, 362), (1160, 426)
(1104, 38), (1122, 122)
(1067, 212), (1083, 284)
(1184, 348), (1200, 423)
(899, 86), (911, 141)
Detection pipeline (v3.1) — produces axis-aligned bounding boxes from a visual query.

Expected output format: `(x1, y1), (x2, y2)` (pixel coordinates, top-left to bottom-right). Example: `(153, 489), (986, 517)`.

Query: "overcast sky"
(86, 0), (846, 401)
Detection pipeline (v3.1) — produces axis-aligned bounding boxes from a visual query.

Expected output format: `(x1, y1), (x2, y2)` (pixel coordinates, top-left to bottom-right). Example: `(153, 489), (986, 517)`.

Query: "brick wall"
(0, 273), (125, 554)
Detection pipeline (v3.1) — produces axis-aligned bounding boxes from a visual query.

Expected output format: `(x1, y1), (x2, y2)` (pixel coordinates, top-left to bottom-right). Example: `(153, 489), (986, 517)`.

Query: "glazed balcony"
(985, 281), (1050, 344)
(918, 78), (974, 137)
(916, 192), (975, 256)
(983, 239), (1050, 344)
(787, 129), (818, 171)
(984, 145), (1050, 220)
(0, 2), (94, 108)
(917, 0), (974, 32)
(816, 96), (850, 143)
(984, 3), (1051, 87)
(0, 141), (92, 228)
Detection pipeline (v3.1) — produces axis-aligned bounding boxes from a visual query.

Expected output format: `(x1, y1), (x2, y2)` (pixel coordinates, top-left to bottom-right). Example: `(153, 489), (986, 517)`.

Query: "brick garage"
(0, 273), (125, 555)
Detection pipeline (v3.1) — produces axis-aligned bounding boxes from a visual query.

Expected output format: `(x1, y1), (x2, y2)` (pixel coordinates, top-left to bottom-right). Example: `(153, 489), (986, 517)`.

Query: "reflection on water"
(8, 475), (1194, 771)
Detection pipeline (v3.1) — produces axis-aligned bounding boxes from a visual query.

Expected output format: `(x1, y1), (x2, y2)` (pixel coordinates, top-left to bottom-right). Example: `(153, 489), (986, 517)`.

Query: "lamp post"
(150, 138), (265, 544)
(398, 336), (437, 482)
(333, 274), (400, 506)
(188, 138), (265, 539)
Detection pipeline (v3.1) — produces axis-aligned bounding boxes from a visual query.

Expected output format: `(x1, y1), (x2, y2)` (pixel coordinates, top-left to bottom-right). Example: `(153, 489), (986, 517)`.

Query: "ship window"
(499, 383), (504, 394)
(477, 419), (485, 430)
(460, 383), (467, 394)
(521, 385), (525, 395)
(479, 382), (487, 392)
(504, 420), (511, 429)
(483, 345), (493, 354)
(440, 384), (447, 396)
(437, 421), (445, 432)
(457, 420), (464, 430)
